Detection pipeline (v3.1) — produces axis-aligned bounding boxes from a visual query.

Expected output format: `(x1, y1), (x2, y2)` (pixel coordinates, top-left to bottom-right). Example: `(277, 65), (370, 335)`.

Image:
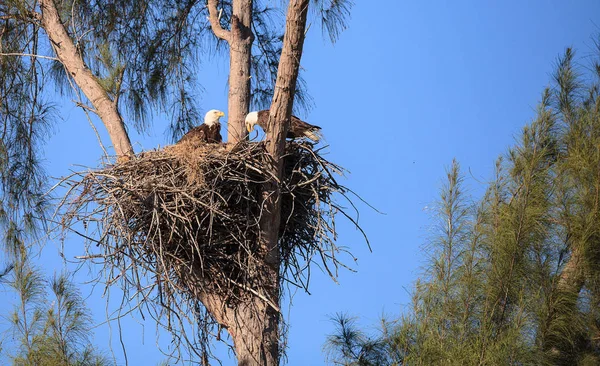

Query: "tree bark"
(557, 246), (586, 295)
(261, 0), (310, 256)
(544, 245), (587, 362)
(201, 293), (278, 366)
(227, 0), (254, 144)
(205, 1), (309, 364)
(38, 0), (134, 161)
(253, 0), (309, 364)
(208, 0), (253, 144)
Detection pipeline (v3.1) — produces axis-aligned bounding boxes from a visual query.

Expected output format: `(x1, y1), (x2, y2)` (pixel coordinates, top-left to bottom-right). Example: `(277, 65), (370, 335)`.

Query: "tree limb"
(207, 0), (231, 42)
(39, 0), (134, 161)
(261, 0), (310, 265)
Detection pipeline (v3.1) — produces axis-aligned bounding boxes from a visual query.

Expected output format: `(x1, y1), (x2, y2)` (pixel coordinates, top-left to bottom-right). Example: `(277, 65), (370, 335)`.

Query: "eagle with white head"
(245, 110), (322, 142)
(177, 109), (224, 144)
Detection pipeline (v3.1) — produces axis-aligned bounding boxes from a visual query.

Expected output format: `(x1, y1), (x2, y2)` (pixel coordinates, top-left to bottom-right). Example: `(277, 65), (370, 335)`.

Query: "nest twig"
(57, 140), (366, 361)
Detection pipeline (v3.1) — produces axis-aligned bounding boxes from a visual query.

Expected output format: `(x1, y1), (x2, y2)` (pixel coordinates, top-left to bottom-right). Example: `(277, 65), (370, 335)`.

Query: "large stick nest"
(59, 140), (365, 350)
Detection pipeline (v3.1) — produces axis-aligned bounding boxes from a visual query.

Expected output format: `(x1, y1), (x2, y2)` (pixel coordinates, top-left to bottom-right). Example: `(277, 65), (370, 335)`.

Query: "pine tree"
(325, 42), (600, 366)
(1, 258), (110, 365)
(1, 1), (355, 364)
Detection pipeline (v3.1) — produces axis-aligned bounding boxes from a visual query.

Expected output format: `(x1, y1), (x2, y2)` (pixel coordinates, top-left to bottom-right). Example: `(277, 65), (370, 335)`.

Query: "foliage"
(0, 0), (354, 266)
(324, 313), (397, 366)
(1, 257), (111, 365)
(325, 43), (600, 365)
(1, 0), (352, 144)
(0, 1), (53, 263)
(1, 0), (356, 363)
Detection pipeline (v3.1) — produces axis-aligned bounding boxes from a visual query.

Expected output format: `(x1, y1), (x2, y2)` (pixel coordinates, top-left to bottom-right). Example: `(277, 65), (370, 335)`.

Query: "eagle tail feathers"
(303, 129), (322, 142)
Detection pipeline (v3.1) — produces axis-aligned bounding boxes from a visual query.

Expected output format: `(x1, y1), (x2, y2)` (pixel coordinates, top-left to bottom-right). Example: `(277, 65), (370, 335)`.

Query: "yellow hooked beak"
(217, 111), (225, 117)
(246, 123), (254, 133)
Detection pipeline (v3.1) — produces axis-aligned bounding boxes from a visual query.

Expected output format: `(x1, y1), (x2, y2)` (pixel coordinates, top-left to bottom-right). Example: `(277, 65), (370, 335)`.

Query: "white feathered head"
(245, 111), (259, 133)
(204, 109), (225, 126)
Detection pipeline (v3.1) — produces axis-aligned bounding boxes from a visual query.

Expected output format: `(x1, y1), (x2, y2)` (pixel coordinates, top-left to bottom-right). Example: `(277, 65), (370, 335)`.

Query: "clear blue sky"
(2, 1), (600, 365)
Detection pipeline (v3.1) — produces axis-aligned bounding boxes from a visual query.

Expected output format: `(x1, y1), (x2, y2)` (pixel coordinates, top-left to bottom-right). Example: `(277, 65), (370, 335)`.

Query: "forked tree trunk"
(38, 0), (134, 161)
(207, 0), (310, 364)
(231, 0), (310, 362)
(38, 0), (308, 363)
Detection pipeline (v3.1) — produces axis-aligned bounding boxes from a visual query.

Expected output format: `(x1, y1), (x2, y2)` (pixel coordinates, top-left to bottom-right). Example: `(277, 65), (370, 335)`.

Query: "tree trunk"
(253, 0), (310, 364)
(200, 292), (279, 366)
(230, 304), (279, 366)
(261, 0), (310, 253)
(227, 0), (254, 144)
(557, 246), (586, 295)
(207, 0), (253, 144)
(205, 1), (309, 364)
(38, 0), (134, 161)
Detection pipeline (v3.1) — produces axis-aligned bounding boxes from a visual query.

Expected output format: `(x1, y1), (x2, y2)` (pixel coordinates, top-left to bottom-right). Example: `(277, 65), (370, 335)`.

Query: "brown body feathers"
(248, 110), (322, 142)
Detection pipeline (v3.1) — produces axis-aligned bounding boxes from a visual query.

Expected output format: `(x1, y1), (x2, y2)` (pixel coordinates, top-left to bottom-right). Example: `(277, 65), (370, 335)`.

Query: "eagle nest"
(58, 140), (365, 353)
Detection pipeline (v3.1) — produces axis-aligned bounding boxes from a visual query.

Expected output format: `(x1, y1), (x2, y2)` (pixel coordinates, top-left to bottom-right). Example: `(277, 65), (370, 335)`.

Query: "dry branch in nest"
(57, 139), (367, 358)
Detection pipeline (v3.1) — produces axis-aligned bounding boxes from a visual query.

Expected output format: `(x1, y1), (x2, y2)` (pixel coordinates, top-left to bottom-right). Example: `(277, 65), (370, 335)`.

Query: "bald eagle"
(245, 110), (322, 142)
(177, 109), (224, 144)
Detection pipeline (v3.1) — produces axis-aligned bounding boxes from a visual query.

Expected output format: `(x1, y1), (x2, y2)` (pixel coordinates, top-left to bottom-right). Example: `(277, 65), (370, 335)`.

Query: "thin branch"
(227, 279), (281, 313)
(0, 11), (40, 22)
(39, 0), (134, 160)
(80, 105), (111, 160)
(56, 140), (366, 363)
(0, 52), (59, 61)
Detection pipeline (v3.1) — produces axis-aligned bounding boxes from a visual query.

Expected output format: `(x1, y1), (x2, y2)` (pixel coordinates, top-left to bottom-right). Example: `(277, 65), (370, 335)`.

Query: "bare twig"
(56, 140), (367, 362)
(0, 52), (59, 61)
